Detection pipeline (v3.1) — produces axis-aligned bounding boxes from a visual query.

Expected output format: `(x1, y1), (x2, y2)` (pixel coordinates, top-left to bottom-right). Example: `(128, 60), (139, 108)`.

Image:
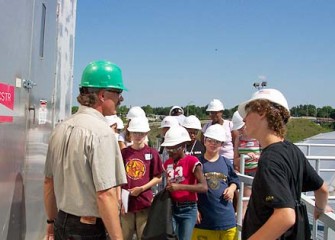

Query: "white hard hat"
(105, 115), (124, 129)
(175, 115), (186, 125)
(160, 116), (179, 128)
(105, 115), (118, 126)
(127, 117), (150, 132)
(115, 116), (124, 130)
(238, 88), (289, 118)
(161, 126), (191, 147)
(231, 111), (245, 131)
(206, 99), (224, 112)
(204, 124), (226, 142)
(169, 106), (184, 116)
(126, 106), (146, 120)
(182, 115), (202, 130)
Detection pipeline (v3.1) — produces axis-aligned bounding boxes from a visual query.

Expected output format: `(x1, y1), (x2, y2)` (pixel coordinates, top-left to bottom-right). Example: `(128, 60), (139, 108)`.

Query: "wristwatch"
(47, 219), (55, 224)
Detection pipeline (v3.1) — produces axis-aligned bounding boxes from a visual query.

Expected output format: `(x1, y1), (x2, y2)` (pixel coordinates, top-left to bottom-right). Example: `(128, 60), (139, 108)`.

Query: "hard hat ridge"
(127, 117), (150, 132)
(206, 99), (224, 112)
(238, 88), (289, 118)
(126, 106), (146, 120)
(169, 106), (184, 116)
(161, 126), (191, 146)
(160, 116), (179, 128)
(80, 60), (127, 90)
(204, 124), (227, 142)
(182, 115), (202, 130)
(231, 111), (245, 131)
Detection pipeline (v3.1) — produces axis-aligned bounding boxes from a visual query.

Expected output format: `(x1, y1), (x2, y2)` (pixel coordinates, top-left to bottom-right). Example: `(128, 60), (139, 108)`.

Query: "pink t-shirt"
(163, 155), (201, 203)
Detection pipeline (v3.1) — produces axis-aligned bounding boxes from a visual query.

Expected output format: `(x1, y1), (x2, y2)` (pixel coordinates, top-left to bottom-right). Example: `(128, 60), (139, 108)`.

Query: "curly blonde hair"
(245, 99), (290, 138)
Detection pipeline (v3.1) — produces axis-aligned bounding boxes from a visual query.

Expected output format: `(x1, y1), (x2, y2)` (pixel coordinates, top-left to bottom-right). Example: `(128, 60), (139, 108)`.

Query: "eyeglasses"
(131, 132), (146, 136)
(208, 111), (222, 115)
(105, 88), (123, 95)
(205, 137), (221, 145)
(166, 145), (184, 153)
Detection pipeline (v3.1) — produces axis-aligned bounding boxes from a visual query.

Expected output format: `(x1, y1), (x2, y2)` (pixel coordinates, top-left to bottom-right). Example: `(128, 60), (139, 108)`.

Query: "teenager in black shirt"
(237, 88), (329, 240)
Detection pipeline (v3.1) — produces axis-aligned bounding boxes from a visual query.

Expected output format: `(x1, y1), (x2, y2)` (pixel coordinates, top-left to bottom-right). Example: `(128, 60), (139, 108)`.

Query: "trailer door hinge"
(23, 79), (37, 89)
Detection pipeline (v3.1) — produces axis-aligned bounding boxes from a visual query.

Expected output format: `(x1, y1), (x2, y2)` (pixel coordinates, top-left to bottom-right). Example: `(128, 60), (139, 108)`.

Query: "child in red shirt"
(161, 125), (208, 240)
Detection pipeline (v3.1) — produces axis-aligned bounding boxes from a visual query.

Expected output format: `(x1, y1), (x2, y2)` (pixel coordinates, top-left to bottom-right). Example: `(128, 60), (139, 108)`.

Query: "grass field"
(147, 118), (332, 147)
(285, 118), (332, 143)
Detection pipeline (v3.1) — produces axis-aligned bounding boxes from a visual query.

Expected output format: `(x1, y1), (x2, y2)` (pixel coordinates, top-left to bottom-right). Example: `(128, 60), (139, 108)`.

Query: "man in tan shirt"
(44, 60), (128, 240)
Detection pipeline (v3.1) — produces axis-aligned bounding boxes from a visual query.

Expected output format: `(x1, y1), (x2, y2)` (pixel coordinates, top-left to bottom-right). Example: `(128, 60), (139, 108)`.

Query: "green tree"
(142, 105), (153, 115)
(317, 106), (333, 118)
(118, 105), (129, 119)
(72, 106), (79, 114)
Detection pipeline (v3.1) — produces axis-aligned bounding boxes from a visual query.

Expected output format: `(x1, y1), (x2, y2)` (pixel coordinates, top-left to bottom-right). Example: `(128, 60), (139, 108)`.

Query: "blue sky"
(73, 0), (335, 109)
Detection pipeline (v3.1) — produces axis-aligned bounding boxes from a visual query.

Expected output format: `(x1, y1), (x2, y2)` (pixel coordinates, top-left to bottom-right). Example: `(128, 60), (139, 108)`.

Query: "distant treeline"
(72, 104), (335, 120)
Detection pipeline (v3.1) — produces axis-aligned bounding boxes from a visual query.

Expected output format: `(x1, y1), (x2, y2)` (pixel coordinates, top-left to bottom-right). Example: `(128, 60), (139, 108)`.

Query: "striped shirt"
(238, 137), (261, 173)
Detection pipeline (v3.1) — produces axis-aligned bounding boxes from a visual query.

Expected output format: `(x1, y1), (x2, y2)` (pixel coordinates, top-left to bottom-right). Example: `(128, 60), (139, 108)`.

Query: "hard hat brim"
(232, 121), (245, 131)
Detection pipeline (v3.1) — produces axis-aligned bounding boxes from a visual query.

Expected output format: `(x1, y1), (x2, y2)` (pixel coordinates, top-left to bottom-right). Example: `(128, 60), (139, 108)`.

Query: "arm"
(44, 177), (58, 238)
(232, 130), (240, 172)
(96, 188), (123, 240)
(231, 130), (239, 149)
(248, 208), (295, 240)
(130, 175), (162, 196)
(118, 141), (126, 150)
(166, 165), (208, 193)
(223, 183), (237, 201)
(314, 182), (329, 219)
(115, 186), (121, 207)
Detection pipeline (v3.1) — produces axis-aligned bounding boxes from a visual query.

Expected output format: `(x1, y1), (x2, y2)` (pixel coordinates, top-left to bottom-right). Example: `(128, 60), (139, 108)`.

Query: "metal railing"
(236, 143), (335, 239)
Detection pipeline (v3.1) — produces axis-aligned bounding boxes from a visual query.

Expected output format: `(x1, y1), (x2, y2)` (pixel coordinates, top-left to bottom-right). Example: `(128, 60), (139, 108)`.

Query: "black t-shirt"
(242, 140), (324, 240)
(185, 140), (205, 160)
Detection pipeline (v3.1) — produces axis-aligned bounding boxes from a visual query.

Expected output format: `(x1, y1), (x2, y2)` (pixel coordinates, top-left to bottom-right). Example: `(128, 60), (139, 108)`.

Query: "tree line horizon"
(72, 104), (335, 120)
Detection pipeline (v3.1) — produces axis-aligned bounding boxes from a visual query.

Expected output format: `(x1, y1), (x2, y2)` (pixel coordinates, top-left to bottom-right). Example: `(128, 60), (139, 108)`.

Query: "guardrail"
(236, 143), (335, 240)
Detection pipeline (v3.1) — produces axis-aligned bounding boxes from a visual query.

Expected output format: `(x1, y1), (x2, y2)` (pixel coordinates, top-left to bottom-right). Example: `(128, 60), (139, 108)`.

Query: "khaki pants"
(121, 208), (150, 240)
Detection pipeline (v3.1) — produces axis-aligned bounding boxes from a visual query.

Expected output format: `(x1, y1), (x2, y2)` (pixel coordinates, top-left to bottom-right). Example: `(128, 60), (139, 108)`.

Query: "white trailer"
(0, 0), (77, 239)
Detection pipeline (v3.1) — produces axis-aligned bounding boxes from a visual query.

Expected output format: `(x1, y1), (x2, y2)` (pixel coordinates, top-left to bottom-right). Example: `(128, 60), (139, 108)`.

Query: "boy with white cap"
(192, 124), (240, 240)
(238, 89), (329, 239)
(120, 117), (163, 240)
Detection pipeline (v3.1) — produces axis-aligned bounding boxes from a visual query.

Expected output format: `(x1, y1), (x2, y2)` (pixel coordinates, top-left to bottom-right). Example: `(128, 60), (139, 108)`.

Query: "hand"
(129, 187), (143, 197)
(196, 210), (202, 224)
(166, 182), (179, 192)
(120, 203), (126, 215)
(314, 204), (334, 220)
(325, 204), (334, 213)
(223, 187), (235, 202)
(247, 152), (259, 160)
(233, 157), (240, 172)
(46, 224), (54, 240)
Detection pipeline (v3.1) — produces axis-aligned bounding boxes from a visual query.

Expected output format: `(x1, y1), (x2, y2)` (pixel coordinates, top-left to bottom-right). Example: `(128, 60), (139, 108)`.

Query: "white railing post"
(237, 154), (246, 239)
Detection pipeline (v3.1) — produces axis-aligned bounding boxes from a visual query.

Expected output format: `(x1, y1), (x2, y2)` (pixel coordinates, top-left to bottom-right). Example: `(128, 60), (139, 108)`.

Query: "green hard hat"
(80, 60), (127, 90)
